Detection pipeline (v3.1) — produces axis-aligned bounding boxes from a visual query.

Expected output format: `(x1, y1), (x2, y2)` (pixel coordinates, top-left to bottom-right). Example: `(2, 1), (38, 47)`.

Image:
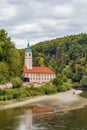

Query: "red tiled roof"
(23, 66), (55, 74)
(5, 82), (12, 84)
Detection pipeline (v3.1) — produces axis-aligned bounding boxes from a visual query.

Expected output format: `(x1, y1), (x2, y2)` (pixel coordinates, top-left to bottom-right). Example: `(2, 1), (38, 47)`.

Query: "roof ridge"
(23, 66), (55, 74)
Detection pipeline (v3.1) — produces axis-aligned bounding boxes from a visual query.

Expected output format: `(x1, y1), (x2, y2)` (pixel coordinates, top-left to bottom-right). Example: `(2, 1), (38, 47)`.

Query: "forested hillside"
(1, 28), (87, 88)
(0, 29), (22, 83)
(28, 33), (87, 87)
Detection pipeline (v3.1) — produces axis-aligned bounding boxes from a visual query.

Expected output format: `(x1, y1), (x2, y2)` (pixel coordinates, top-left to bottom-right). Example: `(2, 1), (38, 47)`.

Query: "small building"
(23, 43), (55, 84)
(0, 82), (12, 89)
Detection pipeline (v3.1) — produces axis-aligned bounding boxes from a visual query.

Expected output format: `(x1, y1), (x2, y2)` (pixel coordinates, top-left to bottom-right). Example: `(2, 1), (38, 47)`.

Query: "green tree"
(8, 48), (22, 76)
(62, 65), (73, 79)
(0, 62), (9, 83)
(0, 29), (22, 78)
(11, 77), (23, 88)
(80, 76), (87, 88)
(53, 74), (63, 86)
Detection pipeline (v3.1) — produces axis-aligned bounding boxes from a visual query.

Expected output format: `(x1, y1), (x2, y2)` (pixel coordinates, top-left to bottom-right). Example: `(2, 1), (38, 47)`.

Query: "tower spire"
(27, 42), (30, 48)
(24, 42), (32, 70)
(26, 42), (32, 52)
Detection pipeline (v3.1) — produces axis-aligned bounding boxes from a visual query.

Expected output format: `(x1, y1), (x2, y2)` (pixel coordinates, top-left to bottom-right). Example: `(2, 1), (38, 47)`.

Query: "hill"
(1, 29), (87, 87)
(28, 33), (87, 87)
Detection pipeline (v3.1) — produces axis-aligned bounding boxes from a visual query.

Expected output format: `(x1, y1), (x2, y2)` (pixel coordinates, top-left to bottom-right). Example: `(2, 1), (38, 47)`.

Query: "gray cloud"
(0, 0), (87, 48)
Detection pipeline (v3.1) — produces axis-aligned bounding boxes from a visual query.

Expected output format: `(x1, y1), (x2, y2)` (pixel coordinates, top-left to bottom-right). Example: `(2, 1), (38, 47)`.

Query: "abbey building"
(23, 43), (55, 84)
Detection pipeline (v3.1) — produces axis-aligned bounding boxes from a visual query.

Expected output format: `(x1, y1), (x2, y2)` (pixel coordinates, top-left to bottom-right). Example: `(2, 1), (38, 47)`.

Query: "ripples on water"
(0, 106), (87, 130)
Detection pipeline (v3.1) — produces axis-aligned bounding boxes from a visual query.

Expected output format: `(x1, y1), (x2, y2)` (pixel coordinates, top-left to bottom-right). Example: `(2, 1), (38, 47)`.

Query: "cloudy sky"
(0, 0), (87, 48)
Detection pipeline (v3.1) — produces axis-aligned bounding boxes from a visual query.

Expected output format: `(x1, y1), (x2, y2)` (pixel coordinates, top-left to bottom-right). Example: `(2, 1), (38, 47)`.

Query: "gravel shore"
(0, 89), (87, 112)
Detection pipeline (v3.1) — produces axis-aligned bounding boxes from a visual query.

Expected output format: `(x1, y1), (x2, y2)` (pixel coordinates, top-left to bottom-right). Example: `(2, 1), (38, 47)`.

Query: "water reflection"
(25, 109), (32, 130)
(0, 106), (87, 130)
(33, 107), (87, 130)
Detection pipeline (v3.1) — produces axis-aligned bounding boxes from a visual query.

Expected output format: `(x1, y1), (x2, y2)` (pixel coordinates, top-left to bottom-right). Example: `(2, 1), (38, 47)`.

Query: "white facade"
(24, 73), (55, 84)
(0, 82), (13, 89)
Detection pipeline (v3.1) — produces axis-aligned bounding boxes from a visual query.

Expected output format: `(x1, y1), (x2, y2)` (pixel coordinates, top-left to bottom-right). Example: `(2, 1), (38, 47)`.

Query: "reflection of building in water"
(25, 109), (32, 130)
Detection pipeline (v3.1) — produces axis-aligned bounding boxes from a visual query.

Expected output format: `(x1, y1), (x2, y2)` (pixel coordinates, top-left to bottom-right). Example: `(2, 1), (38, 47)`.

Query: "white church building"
(23, 43), (56, 84)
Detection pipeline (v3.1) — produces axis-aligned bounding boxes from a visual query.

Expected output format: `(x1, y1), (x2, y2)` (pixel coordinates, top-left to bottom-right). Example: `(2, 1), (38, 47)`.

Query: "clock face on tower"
(25, 53), (32, 58)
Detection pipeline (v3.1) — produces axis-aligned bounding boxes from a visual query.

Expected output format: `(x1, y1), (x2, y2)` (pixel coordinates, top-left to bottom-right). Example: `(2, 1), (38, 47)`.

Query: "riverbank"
(0, 89), (87, 112)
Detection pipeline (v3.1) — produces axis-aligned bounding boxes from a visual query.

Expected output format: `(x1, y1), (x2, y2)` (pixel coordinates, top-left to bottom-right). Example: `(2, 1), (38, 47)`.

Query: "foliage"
(72, 82), (81, 88)
(19, 33), (87, 87)
(10, 77), (23, 88)
(40, 84), (57, 95)
(80, 76), (87, 88)
(30, 33), (87, 86)
(52, 74), (63, 86)
(0, 29), (22, 83)
(0, 62), (9, 83)
(0, 84), (57, 101)
(57, 80), (72, 92)
(1, 29), (87, 99)
(80, 91), (87, 98)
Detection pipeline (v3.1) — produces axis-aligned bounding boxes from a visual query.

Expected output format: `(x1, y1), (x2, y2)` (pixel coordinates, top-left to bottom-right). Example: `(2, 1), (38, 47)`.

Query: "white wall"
(0, 83), (13, 89)
(24, 73), (55, 84)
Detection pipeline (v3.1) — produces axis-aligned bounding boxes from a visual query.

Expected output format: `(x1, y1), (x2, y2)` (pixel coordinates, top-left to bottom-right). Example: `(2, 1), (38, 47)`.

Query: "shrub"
(0, 74), (6, 84)
(61, 85), (68, 91)
(41, 85), (57, 95)
(57, 82), (72, 92)
(11, 77), (23, 88)
(19, 93), (27, 98)
(12, 91), (21, 99)
(73, 82), (81, 88)
(62, 76), (68, 82)
(80, 91), (87, 98)
(0, 89), (6, 95)
(0, 96), (3, 101)
(80, 76), (87, 88)
(3, 96), (7, 101)
(7, 95), (13, 100)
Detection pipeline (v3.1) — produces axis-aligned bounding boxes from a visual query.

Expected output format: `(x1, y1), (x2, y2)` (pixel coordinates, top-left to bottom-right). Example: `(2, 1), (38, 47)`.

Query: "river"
(0, 105), (87, 130)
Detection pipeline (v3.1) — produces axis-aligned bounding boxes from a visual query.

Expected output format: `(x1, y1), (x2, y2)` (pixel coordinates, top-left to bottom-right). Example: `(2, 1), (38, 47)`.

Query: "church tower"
(24, 43), (32, 70)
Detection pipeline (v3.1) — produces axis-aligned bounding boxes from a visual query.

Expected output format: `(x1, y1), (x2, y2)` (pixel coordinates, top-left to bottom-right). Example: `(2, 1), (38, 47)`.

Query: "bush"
(19, 93), (27, 98)
(52, 77), (63, 86)
(41, 85), (57, 95)
(61, 85), (68, 91)
(80, 91), (87, 98)
(73, 82), (81, 88)
(3, 96), (7, 101)
(80, 76), (87, 88)
(0, 96), (3, 101)
(0, 89), (6, 95)
(57, 82), (72, 92)
(0, 74), (6, 84)
(7, 95), (13, 100)
(62, 76), (68, 82)
(12, 91), (21, 99)
(11, 77), (23, 88)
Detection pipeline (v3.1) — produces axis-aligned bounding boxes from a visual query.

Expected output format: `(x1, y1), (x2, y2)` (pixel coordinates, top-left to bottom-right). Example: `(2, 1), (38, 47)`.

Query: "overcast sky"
(0, 0), (87, 48)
